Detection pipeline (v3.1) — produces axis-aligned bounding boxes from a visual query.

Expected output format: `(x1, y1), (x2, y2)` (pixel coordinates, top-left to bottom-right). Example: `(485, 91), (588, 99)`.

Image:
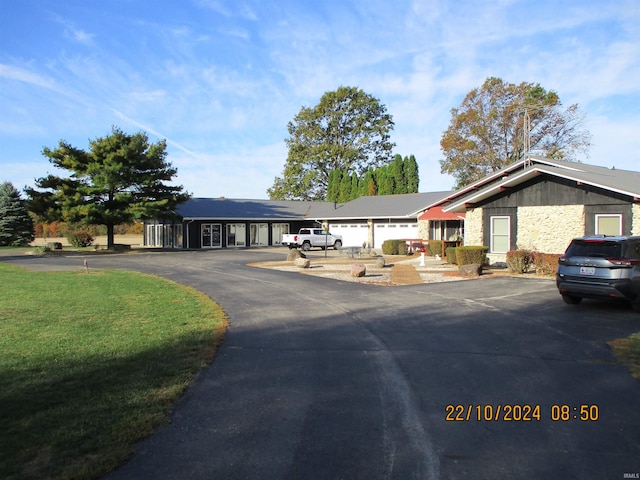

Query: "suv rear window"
(564, 240), (623, 258)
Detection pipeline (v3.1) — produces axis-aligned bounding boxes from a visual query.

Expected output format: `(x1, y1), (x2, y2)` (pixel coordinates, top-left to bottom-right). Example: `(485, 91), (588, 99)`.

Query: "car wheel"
(301, 242), (311, 251)
(562, 294), (582, 305)
(333, 240), (342, 250)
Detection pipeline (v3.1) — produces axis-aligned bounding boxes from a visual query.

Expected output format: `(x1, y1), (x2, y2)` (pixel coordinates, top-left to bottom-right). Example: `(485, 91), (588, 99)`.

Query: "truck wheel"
(301, 241), (311, 251)
(333, 240), (342, 250)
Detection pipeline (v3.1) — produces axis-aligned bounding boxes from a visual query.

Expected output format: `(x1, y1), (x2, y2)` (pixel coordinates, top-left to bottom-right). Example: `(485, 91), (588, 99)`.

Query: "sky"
(1, 0), (639, 199)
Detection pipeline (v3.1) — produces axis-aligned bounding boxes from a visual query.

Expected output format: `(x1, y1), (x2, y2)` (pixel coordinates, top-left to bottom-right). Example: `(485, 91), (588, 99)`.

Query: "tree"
(26, 127), (190, 249)
(0, 181), (34, 246)
(268, 86), (395, 200)
(440, 77), (591, 188)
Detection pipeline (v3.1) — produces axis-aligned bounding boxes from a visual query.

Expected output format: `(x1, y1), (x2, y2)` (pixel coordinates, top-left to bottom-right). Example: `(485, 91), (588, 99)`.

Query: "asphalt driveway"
(3, 249), (640, 479)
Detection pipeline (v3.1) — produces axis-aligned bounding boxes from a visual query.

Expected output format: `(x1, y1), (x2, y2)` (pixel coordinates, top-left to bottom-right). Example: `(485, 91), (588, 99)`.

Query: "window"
(490, 216), (510, 253)
(202, 224), (222, 248)
(226, 224), (246, 247)
(595, 214), (622, 236)
(250, 223), (269, 246)
(271, 224), (289, 245)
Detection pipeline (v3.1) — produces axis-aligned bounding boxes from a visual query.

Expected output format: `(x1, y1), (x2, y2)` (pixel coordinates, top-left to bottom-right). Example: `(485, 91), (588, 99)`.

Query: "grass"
(0, 262), (227, 480)
(610, 333), (640, 380)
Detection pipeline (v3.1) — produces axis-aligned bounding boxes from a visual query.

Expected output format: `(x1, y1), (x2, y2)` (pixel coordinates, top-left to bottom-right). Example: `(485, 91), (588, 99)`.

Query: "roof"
(418, 206), (465, 221)
(319, 191), (453, 220)
(177, 198), (339, 220)
(176, 191), (455, 222)
(436, 157), (640, 213)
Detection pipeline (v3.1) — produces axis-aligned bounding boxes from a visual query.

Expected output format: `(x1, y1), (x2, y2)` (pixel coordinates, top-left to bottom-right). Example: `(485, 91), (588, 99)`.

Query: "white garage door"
(373, 223), (418, 248)
(328, 224), (368, 247)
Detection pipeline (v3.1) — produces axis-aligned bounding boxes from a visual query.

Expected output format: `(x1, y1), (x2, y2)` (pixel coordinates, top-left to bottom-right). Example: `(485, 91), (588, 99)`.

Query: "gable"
(476, 175), (633, 209)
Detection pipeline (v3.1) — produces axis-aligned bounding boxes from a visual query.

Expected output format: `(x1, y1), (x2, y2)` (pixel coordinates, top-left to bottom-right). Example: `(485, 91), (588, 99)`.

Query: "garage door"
(328, 224), (368, 247)
(373, 223), (418, 248)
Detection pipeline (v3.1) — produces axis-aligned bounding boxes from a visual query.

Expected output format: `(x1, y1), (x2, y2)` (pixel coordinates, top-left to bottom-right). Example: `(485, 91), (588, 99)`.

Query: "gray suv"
(556, 235), (640, 312)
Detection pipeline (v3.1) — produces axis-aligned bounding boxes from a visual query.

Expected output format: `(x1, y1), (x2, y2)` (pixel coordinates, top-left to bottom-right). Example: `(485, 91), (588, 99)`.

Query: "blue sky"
(1, 0), (639, 198)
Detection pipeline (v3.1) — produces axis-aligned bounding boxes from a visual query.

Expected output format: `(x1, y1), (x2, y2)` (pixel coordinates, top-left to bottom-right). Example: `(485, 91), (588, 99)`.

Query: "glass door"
(202, 224), (222, 248)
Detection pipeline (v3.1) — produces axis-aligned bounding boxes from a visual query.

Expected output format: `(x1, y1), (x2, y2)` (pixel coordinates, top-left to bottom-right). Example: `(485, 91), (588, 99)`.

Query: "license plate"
(580, 266), (596, 275)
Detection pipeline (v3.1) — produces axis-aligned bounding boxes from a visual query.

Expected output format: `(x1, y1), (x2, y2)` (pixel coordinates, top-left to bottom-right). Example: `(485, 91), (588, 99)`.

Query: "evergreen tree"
(0, 181), (35, 246)
(390, 155), (406, 194)
(350, 173), (360, 201)
(326, 169), (342, 202)
(362, 169), (376, 197)
(404, 155), (420, 193)
(338, 171), (352, 203)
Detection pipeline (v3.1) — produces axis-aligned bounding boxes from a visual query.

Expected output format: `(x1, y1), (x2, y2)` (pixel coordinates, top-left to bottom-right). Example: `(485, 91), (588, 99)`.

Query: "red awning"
(419, 206), (465, 221)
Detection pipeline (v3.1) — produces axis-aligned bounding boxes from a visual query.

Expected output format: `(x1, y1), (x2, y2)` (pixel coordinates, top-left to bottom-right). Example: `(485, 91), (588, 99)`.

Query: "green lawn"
(0, 262), (227, 480)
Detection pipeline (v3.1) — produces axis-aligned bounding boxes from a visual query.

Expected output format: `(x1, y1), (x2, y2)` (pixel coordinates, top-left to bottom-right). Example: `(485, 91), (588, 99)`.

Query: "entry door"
(202, 224), (222, 248)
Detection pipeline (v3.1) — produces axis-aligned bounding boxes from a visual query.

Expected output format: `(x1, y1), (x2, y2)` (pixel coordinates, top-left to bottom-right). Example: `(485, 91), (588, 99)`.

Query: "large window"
(250, 223), (269, 246)
(226, 224), (246, 247)
(202, 224), (222, 248)
(490, 216), (510, 253)
(271, 223), (289, 245)
(595, 214), (622, 236)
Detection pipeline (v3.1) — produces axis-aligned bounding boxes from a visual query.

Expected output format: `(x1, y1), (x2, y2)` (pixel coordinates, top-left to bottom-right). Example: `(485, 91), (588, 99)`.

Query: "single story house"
(144, 191), (464, 250)
(422, 156), (640, 263)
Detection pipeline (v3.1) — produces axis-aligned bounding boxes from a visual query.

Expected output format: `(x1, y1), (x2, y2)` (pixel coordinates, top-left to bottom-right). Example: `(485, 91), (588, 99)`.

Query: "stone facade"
(417, 219), (429, 240)
(463, 208), (483, 246)
(633, 204), (640, 236)
(517, 205), (584, 253)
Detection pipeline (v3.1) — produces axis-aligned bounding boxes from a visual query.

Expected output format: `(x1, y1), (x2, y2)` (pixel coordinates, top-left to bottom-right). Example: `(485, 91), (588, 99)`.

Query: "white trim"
(490, 216), (510, 253)
(595, 214), (622, 236)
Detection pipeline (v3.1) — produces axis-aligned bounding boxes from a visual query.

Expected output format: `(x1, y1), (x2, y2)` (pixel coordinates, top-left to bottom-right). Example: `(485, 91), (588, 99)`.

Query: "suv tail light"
(607, 258), (639, 266)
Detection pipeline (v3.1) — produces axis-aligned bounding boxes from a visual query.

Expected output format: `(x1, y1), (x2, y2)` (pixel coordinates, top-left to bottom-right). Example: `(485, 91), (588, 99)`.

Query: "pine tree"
(390, 155), (406, 194)
(0, 181), (35, 246)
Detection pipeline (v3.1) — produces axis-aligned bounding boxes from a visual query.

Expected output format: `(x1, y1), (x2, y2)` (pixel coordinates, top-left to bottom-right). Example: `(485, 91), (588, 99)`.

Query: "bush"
(445, 247), (458, 264)
(533, 252), (561, 276)
(506, 249), (533, 274)
(427, 240), (443, 257)
(456, 246), (488, 266)
(67, 231), (94, 247)
(382, 239), (405, 255)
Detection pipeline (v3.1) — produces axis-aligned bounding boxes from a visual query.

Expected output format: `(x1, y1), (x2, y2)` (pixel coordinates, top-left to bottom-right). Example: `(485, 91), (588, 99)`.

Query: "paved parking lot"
(3, 249), (640, 479)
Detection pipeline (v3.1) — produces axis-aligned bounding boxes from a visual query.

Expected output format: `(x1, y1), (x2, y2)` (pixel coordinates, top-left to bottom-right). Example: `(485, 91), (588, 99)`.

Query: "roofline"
(443, 165), (640, 212)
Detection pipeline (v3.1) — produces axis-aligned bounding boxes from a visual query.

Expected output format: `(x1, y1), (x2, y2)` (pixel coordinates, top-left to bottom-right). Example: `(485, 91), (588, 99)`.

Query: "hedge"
(382, 240), (408, 255)
(427, 240), (443, 257)
(455, 246), (488, 266)
(533, 252), (561, 276)
(67, 231), (94, 247)
(506, 249), (533, 274)
(445, 247), (458, 264)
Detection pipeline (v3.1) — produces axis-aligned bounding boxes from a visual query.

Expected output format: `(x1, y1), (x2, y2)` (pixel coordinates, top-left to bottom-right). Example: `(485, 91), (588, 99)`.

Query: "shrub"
(456, 246), (488, 266)
(382, 239), (404, 255)
(67, 231), (94, 247)
(398, 242), (408, 255)
(445, 247), (458, 264)
(427, 240), (443, 257)
(533, 252), (561, 276)
(506, 249), (533, 274)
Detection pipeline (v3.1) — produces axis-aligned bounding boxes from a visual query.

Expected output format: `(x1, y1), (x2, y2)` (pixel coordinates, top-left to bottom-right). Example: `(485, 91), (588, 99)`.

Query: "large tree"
(268, 86), (395, 200)
(440, 77), (591, 188)
(0, 181), (34, 246)
(26, 127), (190, 249)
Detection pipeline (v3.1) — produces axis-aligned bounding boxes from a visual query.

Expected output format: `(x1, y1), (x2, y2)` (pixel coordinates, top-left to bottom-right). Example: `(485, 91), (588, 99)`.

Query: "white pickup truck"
(281, 228), (343, 251)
